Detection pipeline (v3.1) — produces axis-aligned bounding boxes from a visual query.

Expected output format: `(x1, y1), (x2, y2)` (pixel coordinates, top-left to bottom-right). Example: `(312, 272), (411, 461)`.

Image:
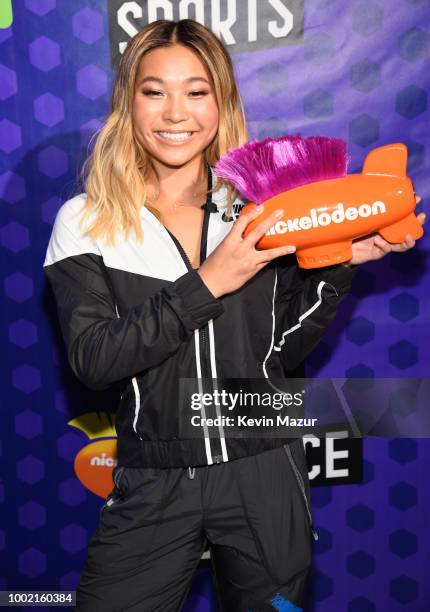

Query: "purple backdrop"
(0, 1), (429, 610)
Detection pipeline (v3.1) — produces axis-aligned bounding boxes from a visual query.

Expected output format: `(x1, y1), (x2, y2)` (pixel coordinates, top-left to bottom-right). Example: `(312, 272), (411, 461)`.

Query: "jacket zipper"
(165, 212), (213, 371)
(198, 182), (228, 464)
(101, 466), (125, 513)
(142, 166), (223, 466)
(113, 466), (125, 491)
(198, 206), (211, 388)
(198, 190), (224, 464)
(162, 167), (223, 465)
(283, 444), (319, 542)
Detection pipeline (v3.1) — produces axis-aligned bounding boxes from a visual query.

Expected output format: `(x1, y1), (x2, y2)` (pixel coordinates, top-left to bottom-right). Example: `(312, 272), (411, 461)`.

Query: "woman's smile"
(154, 130), (198, 144)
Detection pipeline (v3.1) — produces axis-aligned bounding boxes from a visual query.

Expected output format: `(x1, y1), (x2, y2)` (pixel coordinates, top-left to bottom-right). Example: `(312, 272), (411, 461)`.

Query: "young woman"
(43, 19), (423, 612)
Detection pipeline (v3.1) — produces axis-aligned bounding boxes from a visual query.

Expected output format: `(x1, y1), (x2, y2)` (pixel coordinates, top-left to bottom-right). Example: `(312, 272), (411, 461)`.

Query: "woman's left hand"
(345, 197), (425, 266)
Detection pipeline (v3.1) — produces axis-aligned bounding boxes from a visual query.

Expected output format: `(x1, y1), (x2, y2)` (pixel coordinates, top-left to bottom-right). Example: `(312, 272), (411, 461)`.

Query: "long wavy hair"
(78, 19), (249, 246)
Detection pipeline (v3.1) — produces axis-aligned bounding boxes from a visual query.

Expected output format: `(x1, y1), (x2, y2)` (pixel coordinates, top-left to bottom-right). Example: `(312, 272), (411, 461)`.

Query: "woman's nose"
(162, 94), (189, 123)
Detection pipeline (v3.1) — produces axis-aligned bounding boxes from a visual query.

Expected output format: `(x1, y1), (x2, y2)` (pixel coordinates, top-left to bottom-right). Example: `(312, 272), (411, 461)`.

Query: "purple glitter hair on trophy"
(215, 135), (350, 205)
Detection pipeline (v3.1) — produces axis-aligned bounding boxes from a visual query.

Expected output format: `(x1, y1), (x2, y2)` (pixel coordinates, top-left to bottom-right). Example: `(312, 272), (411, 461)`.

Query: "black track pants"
(75, 440), (314, 612)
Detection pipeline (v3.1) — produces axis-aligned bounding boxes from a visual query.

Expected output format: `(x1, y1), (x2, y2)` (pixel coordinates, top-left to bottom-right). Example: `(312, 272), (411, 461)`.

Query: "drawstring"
(186, 466), (196, 480)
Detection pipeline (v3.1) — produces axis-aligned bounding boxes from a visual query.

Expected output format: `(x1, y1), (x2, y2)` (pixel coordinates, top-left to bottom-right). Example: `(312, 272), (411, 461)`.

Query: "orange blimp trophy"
(215, 136), (423, 268)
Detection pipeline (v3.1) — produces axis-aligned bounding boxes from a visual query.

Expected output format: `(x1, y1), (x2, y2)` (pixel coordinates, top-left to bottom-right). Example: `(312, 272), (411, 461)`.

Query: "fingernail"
(275, 209), (284, 219)
(287, 246), (296, 253)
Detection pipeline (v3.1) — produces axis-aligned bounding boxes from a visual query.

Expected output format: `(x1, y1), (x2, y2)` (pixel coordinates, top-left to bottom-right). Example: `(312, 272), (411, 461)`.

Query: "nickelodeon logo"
(266, 201), (387, 236)
(90, 453), (117, 467)
(68, 412), (118, 499)
(242, 143), (424, 268)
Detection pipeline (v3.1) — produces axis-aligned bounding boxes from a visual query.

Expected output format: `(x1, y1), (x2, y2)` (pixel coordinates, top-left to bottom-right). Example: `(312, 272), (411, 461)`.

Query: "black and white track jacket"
(43, 166), (357, 468)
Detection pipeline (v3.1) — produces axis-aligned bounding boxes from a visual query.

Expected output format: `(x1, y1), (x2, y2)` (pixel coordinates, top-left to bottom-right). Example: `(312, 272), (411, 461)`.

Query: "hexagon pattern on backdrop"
(0, 1), (429, 611)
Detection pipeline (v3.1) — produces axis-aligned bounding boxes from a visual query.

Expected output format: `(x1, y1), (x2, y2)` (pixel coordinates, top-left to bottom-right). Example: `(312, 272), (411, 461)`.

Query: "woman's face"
(132, 44), (219, 169)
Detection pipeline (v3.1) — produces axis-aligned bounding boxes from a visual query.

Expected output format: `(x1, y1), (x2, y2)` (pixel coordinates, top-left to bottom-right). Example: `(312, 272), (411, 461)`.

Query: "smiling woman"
(43, 16), (419, 612)
(132, 44), (219, 225)
(77, 19), (248, 248)
(131, 44), (222, 267)
(132, 47), (219, 160)
(43, 19), (330, 612)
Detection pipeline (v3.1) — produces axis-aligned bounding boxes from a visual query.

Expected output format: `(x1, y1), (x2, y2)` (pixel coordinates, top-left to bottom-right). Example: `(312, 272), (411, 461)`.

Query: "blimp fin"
(379, 213), (424, 243)
(362, 143), (407, 178)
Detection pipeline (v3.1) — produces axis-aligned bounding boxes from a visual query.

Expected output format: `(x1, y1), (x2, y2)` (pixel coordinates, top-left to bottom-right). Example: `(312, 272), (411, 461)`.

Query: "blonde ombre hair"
(78, 19), (249, 246)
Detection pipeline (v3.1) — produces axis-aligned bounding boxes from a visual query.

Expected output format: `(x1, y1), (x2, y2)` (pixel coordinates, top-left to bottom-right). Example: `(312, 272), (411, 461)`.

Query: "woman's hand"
(345, 211), (425, 266)
(198, 206), (296, 298)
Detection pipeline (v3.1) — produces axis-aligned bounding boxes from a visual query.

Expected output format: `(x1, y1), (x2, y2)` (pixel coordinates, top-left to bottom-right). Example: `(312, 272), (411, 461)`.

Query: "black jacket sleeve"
(43, 203), (224, 391)
(273, 258), (357, 372)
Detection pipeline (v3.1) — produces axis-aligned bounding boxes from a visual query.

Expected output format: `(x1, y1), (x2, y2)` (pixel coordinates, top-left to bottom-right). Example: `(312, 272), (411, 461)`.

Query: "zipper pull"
(187, 466), (196, 480)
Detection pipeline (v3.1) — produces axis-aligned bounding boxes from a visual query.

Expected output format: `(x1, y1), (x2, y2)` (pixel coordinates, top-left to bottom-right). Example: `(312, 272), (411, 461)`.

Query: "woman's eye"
(143, 89), (208, 98)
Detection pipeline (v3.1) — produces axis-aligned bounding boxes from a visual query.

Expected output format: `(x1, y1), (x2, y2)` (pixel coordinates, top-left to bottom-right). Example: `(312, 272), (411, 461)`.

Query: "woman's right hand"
(198, 206), (296, 299)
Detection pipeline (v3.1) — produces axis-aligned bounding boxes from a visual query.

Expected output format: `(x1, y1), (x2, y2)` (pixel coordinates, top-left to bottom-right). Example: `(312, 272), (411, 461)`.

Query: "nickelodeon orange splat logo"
(68, 412), (118, 499)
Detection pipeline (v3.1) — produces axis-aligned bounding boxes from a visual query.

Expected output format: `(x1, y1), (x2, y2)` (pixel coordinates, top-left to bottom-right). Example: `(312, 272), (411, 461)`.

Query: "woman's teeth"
(157, 131), (193, 141)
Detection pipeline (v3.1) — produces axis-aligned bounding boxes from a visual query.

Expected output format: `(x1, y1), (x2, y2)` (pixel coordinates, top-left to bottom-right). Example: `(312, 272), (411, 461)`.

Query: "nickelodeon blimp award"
(215, 136), (423, 269)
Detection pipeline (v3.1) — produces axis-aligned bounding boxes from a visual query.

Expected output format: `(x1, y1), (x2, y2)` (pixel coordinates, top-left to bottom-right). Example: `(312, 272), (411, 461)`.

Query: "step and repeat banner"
(1, 1), (429, 610)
